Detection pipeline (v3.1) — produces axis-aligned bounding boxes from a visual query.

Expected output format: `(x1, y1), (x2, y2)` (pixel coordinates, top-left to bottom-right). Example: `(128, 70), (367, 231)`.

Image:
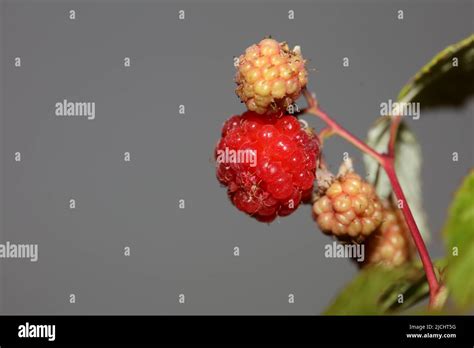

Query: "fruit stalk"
(303, 90), (383, 163)
(388, 115), (402, 157)
(303, 89), (441, 307)
(383, 158), (441, 306)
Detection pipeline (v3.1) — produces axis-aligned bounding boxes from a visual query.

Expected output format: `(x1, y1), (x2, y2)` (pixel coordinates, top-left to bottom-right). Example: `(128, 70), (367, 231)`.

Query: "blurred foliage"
(443, 170), (474, 310)
(398, 35), (474, 108)
(323, 263), (429, 315)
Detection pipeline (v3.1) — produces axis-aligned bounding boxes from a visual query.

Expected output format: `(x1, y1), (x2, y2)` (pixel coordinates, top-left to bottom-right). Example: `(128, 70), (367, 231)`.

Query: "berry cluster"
(216, 37), (416, 272)
(362, 202), (413, 268)
(215, 112), (319, 222)
(312, 172), (383, 243)
(235, 38), (307, 114)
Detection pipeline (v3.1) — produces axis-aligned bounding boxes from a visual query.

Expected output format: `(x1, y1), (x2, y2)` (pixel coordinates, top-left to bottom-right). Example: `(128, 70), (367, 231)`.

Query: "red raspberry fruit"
(312, 172), (383, 243)
(215, 111), (319, 222)
(235, 38), (308, 114)
(362, 203), (414, 268)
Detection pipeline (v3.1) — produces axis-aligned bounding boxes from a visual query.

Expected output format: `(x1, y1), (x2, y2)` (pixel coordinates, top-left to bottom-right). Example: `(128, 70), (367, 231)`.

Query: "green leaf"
(323, 264), (428, 315)
(363, 118), (430, 241)
(363, 36), (474, 252)
(443, 170), (474, 310)
(398, 34), (474, 108)
(401, 259), (448, 312)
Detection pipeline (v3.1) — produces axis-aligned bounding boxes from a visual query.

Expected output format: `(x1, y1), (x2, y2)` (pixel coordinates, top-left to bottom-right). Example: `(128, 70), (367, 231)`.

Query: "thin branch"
(312, 106), (384, 164)
(388, 116), (402, 157)
(384, 160), (441, 306)
(318, 127), (334, 146)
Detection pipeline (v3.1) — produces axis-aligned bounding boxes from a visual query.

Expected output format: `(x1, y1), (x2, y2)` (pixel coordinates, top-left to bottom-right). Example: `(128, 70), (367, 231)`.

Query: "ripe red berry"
(257, 124), (277, 142)
(270, 135), (297, 160)
(215, 112), (319, 221)
(275, 115), (300, 137)
(222, 115), (242, 137)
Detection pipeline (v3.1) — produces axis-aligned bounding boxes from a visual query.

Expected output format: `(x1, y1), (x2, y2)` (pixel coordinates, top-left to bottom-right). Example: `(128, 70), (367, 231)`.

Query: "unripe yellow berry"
(235, 38), (308, 114)
(313, 172), (383, 243)
(361, 203), (414, 268)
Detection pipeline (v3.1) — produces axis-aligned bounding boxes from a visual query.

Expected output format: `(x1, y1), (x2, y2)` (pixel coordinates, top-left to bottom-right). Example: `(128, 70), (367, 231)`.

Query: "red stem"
(383, 158), (440, 305)
(388, 116), (402, 157)
(312, 106), (384, 164)
(303, 90), (441, 307)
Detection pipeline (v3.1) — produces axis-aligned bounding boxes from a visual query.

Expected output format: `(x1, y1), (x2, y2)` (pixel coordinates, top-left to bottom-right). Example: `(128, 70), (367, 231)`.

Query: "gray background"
(0, 0), (472, 314)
